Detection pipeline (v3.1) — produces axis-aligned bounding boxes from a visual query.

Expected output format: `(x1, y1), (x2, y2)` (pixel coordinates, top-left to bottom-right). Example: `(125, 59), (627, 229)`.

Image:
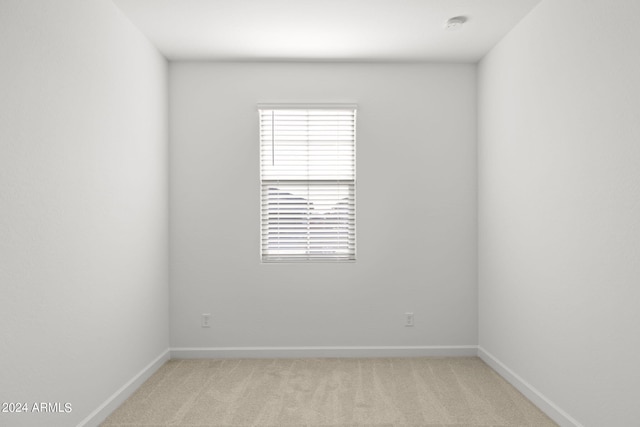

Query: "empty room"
(1, 0), (639, 426)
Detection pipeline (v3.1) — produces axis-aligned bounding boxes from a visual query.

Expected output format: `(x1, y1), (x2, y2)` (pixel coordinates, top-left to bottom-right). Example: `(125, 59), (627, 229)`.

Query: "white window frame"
(258, 103), (357, 263)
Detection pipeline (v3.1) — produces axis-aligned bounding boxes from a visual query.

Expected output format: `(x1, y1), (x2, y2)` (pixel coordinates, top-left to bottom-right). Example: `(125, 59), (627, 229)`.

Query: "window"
(259, 105), (356, 262)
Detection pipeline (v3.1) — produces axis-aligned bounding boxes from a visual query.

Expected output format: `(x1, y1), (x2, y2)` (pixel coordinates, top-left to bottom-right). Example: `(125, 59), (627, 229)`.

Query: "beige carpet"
(101, 357), (557, 427)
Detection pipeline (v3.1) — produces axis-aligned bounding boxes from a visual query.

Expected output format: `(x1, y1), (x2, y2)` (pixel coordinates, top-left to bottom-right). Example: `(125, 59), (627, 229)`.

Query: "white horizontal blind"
(259, 107), (356, 262)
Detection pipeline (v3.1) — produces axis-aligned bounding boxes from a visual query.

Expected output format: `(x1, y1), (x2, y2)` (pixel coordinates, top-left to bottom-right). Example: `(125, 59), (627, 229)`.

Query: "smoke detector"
(445, 16), (467, 31)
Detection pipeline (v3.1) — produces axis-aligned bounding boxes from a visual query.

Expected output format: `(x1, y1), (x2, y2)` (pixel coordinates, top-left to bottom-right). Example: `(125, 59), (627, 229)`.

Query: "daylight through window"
(259, 105), (356, 262)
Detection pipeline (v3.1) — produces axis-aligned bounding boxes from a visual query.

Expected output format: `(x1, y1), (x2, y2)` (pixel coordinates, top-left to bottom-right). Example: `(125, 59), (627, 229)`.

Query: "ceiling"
(112, 0), (542, 62)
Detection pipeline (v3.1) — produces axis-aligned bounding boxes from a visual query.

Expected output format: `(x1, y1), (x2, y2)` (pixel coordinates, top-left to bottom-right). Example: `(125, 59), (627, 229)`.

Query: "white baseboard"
(170, 345), (478, 359)
(77, 348), (170, 427)
(478, 347), (583, 427)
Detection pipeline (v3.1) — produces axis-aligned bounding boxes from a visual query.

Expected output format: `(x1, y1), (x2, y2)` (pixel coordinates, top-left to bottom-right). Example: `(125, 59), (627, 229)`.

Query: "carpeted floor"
(101, 357), (558, 426)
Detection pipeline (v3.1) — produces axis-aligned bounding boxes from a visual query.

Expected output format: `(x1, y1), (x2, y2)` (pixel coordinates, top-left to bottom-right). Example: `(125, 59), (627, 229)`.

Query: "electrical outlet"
(405, 312), (414, 327)
(201, 313), (211, 328)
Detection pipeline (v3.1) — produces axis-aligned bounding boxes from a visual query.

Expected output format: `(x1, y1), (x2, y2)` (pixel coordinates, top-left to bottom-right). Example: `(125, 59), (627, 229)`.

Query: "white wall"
(0, 1), (169, 426)
(169, 62), (477, 353)
(478, 1), (640, 426)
